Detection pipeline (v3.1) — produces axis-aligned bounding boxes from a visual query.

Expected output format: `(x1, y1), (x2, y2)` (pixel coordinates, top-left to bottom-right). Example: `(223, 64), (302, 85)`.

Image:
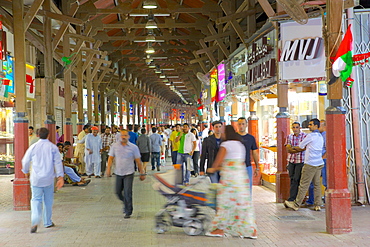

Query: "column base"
(275, 171), (290, 203)
(13, 178), (31, 211)
(325, 189), (352, 234)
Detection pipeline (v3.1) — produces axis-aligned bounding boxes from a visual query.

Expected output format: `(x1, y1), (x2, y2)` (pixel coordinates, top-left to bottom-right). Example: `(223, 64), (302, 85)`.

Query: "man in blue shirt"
(127, 124), (138, 144)
(150, 127), (162, 171)
(106, 130), (146, 218)
(22, 128), (64, 233)
(284, 118), (324, 211)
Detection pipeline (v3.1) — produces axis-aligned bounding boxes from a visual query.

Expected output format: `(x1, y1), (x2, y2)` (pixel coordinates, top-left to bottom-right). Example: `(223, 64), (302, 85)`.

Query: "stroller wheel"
(155, 222), (170, 234)
(154, 210), (171, 234)
(183, 219), (203, 236)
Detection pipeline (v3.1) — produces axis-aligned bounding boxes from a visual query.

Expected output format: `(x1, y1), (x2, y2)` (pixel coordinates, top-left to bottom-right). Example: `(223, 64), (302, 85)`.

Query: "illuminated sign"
(280, 37), (322, 62)
(217, 63), (226, 102)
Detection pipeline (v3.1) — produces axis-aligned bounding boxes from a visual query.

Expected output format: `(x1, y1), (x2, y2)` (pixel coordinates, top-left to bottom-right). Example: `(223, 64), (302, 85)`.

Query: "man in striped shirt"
(285, 122), (307, 202)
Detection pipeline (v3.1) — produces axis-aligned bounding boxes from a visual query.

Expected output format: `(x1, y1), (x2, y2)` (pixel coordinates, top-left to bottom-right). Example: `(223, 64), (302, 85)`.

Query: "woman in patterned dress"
(206, 125), (257, 239)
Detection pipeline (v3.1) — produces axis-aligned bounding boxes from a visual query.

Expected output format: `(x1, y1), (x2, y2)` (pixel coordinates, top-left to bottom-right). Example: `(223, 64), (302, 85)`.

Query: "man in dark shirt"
(199, 121), (223, 183)
(237, 117), (259, 191)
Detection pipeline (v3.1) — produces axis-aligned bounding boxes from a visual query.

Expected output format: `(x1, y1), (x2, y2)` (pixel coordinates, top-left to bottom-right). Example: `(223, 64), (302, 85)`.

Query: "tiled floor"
(1, 161), (369, 247)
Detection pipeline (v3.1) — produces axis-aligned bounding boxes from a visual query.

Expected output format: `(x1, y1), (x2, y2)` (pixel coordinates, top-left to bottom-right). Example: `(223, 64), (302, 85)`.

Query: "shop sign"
(247, 59), (276, 85)
(227, 74), (245, 93)
(279, 18), (325, 81)
(217, 63), (226, 102)
(248, 37), (273, 65)
(280, 37), (322, 61)
(210, 68), (217, 102)
(247, 36), (276, 86)
(26, 64), (35, 99)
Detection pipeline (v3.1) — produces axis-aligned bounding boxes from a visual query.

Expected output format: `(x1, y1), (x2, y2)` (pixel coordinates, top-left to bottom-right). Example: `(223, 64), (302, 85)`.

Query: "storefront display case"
(0, 106), (14, 174)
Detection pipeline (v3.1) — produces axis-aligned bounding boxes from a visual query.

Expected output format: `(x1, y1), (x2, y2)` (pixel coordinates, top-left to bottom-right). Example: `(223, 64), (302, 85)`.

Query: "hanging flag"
(332, 25), (353, 82)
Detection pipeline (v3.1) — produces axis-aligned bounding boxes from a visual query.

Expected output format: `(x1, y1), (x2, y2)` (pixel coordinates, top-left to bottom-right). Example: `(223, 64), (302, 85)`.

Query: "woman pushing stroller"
(206, 125), (257, 239)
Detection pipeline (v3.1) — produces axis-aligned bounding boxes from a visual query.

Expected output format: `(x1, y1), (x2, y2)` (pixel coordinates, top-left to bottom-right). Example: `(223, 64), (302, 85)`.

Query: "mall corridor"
(0, 160), (369, 247)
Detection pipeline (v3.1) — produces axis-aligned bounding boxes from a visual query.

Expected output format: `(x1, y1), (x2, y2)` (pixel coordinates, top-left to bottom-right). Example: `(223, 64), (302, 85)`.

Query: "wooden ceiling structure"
(0, 0), (279, 106)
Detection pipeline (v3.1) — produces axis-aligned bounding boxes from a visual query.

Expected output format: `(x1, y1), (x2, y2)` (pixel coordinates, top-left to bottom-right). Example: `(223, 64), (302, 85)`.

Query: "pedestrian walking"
(285, 122), (307, 202)
(199, 121), (223, 183)
(150, 127), (162, 171)
(84, 126), (103, 178)
(206, 125), (257, 239)
(22, 128), (64, 233)
(237, 117), (259, 191)
(190, 128), (201, 177)
(175, 123), (196, 185)
(284, 118), (324, 211)
(106, 130), (146, 218)
(136, 128), (151, 174)
(169, 124), (181, 165)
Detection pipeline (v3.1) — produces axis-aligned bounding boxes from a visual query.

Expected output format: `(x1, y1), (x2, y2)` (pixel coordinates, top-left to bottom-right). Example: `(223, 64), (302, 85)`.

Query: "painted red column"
(12, 0), (30, 211)
(13, 116), (31, 211)
(45, 117), (56, 144)
(325, 106), (352, 234)
(77, 124), (84, 135)
(248, 114), (261, 185)
(275, 112), (290, 203)
(64, 121), (73, 158)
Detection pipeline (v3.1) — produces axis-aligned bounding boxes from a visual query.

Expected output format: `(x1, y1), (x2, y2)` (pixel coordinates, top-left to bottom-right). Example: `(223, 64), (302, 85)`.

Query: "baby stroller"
(153, 169), (215, 236)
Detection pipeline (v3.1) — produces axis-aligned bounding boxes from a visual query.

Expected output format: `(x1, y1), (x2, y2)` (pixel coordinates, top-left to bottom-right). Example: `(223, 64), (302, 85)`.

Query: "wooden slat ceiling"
(0, 0), (278, 105)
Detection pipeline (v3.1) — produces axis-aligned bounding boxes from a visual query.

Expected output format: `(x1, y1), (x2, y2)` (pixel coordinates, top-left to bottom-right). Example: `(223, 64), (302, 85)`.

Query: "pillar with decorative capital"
(275, 80), (290, 202)
(324, 1), (351, 234)
(63, 33), (73, 157)
(12, 0), (30, 211)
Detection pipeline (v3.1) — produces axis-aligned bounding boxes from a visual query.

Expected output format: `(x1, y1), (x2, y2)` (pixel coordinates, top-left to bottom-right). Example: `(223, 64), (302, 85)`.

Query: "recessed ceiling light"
(143, 0), (157, 9)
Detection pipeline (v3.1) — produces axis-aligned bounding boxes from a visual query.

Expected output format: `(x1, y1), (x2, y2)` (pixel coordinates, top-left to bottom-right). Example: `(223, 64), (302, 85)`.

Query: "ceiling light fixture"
(143, 0), (157, 9)
(145, 46), (155, 54)
(159, 74), (166, 79)
(145, 35), (156, 42)
(145, 19), (157, 29)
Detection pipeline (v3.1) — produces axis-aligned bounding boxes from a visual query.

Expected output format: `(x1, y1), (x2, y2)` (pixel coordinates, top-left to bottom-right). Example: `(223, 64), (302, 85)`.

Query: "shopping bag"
(186, 156), (194, 171)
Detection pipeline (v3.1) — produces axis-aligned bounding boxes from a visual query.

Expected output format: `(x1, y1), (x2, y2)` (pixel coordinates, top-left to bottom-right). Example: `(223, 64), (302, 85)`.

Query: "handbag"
(186, 156), (194, 171)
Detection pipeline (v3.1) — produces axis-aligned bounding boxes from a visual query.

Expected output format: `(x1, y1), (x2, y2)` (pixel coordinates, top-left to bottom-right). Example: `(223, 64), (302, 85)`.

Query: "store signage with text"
(280, 37), (322, 61)
(247, 36), (276, 85)
(247, 59), (276, 85)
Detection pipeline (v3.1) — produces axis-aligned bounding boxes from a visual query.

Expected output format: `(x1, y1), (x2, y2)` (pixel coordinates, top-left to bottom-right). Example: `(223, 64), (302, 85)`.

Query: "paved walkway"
(1, 160), (370, 247)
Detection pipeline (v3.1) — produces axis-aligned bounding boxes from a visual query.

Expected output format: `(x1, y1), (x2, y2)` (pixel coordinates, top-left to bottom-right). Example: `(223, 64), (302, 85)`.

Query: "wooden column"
(93, 80), (100, 126)
(230, 96), (238, 129)
(77, 53), (84, 133)
(118, 89), (123, 129)
(275, 82), (290, 202)
(325, 0), (352, 234)
(100, 84), (106, 128)
(110, 94), (115, 126)
(86, 60), (93, 124)
(43, 0), (56, 143)
(13, 0), (31, 211)
(63, 33), (73, 157)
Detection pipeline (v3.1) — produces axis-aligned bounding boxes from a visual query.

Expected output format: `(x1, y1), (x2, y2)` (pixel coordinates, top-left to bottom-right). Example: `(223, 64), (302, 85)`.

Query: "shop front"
(246, 31), (277, 186)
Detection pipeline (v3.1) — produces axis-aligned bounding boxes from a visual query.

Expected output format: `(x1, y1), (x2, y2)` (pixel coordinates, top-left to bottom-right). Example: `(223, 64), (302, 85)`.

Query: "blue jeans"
(31, 184), (54, 227)
(151, 152), (160, 169)
(209, 171), (221, 183)
(177, 153), (191, 184)
(171, 150), (178, 165)
(246, 165), (253, 193)
(116, 173), (134, 215)
(307, 159), (327, 205)
(64, 166), (81, 182)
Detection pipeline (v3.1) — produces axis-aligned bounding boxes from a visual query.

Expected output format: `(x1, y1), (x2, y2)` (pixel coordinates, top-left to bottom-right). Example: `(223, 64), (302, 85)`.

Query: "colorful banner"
(217, 63), (226, 102)
(210, 68), (217, 102)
